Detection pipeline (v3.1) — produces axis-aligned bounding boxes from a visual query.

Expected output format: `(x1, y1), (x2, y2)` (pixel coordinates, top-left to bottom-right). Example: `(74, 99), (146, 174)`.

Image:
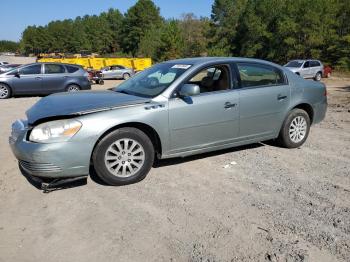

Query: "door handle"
(35, 77), (42, 80)
(224, 102), (237, 109)
(277, 94), (287, 100)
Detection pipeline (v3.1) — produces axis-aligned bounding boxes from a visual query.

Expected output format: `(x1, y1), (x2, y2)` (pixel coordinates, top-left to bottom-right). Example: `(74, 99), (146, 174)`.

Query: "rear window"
(66, 65), (80, 73)
(237, 63), (286, 88)
(45, 64), (65, 74)
(310, 61), (321, 67)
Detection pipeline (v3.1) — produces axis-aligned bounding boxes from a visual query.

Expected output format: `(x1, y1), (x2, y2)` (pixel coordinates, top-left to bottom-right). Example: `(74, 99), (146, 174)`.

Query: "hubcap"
(0, 85), (9, 98)
(67, 85), (80, 92)
(124, 74), (130, 80)
(289, 116), (307, 143)
(104, 138), (145, 178)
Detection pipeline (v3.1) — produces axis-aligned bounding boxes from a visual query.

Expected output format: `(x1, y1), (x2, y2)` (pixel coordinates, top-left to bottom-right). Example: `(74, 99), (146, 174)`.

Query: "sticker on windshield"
(171, 64), (192, 69)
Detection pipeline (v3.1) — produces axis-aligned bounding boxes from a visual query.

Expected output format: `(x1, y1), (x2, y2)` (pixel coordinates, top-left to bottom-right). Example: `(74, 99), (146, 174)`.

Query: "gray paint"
(9, 57), (327, 178)
(0, 63), (91, 96)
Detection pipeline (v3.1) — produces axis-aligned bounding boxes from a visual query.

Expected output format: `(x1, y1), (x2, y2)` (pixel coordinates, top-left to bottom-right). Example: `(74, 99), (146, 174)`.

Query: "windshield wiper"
(115, 89), (130, 95)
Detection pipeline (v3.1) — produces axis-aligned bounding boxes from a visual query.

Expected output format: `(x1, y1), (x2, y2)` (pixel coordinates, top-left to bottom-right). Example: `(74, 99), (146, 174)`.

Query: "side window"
(303, 61), (310, 68)
(187, 65), (231, 93)
(19, 64), (42, 75)
(237, 63), (285, 88)
(44, 64), (65, 74)
(66, 65), (79, 73)
(311, 61), (320, 67)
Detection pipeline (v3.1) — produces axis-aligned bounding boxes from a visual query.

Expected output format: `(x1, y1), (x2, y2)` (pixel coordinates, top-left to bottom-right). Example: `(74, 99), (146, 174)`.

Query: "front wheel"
(92, 127), (154, 186)
(0, 83), (11, 99)
(277, 109), (311, 148)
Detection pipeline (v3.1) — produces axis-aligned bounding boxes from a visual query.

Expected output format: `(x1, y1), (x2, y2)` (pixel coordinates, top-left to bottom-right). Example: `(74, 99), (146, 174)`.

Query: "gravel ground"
(0, 78), (349, 262)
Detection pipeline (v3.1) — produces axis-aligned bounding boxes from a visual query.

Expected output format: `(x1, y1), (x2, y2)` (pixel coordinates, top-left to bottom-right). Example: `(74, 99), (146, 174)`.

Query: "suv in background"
(284, 60), (324, 81)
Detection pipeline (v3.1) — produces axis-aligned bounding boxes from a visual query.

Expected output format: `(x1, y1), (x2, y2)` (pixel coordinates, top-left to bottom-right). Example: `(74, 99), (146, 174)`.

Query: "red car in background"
(323, 65), (332, 78)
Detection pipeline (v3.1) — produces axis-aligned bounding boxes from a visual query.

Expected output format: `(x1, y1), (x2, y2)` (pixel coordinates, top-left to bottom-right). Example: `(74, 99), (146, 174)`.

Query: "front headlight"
(29, 119), (82, 143)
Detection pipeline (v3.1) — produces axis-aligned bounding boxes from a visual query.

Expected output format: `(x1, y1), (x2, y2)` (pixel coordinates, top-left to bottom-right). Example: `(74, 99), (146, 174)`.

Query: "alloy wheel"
(0, 85), (9, 99)
(67, 85), (80, 92)
(289, 116), (307, 143)
(104, 138), (145, 178)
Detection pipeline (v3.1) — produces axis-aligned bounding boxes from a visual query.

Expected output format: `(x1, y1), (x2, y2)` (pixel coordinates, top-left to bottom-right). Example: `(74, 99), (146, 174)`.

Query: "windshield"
(285, 61), (304, 68)
(113, 63), (192, 98)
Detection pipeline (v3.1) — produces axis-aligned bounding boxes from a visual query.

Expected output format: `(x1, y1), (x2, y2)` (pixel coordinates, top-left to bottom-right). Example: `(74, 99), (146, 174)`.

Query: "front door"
(168, 64), (239, 154)
(235, 62), (290, 139)
(301, 61), (311, 78)
(11, 64), (43, 94)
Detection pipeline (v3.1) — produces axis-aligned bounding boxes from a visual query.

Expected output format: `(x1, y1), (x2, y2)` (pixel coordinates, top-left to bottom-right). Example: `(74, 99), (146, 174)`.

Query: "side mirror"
(179, 84), (200, 97)
(14, 71), (20, 78)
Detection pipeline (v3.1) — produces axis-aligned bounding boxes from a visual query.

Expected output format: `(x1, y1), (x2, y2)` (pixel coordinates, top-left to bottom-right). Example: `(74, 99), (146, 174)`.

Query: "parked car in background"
(9, 57), (327, 188)
(284, 60), (324, 81)
(101, 65), (134, 80)
(0, 64), (21, 73)
(0, 61), (9, 65)
(0, 63), (91, 99)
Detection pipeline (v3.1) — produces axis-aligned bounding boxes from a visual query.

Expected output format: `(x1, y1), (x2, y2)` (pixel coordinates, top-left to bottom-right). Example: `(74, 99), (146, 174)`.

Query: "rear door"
(168, 64), (239, 154)
(42, 64), (68, 93)
(10, 64), (43, 94)
(235, 62), (290, 140)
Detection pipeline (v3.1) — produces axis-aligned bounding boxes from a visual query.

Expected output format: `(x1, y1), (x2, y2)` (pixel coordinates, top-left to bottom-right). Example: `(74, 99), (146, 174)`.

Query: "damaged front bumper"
(9, 119), (91, 179)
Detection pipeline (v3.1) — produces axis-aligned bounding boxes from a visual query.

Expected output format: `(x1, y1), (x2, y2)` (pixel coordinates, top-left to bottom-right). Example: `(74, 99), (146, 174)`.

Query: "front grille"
(19, 160), (62, 173)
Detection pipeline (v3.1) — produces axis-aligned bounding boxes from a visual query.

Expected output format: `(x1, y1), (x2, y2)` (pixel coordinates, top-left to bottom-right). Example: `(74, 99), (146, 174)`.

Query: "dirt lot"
(0, 78), (349, 262)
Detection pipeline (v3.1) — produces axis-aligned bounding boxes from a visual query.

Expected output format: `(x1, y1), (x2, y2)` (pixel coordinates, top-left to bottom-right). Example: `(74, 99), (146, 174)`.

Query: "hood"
(26, 90), (150, 124)
(285, 67), (300, 73)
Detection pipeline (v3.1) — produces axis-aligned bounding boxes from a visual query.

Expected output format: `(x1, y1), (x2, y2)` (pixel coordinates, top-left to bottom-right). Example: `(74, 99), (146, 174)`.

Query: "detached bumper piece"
(19, 162), (87, 193)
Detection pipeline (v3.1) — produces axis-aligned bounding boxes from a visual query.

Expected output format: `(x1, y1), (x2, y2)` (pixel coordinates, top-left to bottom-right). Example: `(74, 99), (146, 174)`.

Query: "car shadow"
(153, 142), (265, 168)
(20, 141), (277, 190)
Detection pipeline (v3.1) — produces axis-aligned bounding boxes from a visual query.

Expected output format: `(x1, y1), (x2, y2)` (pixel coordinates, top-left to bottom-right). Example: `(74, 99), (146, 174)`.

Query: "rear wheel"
(92, 127), (154, 186)
(0, 83), (11, 99)
(277, 109), (311, 148)
(314, 72), (322, 81)
(66, 84), (81, 92)
(123, 73), (130, 80)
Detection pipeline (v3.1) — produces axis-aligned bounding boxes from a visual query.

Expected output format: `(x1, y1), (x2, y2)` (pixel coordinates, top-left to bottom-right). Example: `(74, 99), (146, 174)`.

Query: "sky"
(0, 0), (214, 41)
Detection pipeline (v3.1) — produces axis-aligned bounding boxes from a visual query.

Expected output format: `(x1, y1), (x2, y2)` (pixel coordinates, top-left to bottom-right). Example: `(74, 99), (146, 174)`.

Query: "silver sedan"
(9, 57), (327, 188)
(101, 65), (134, 80)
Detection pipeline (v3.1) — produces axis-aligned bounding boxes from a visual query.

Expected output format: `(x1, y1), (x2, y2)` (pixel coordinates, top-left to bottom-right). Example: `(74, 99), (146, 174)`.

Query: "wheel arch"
(91, 122), (163, 160)
(66, 83), (81, 90)
(291, 103), (314, 124)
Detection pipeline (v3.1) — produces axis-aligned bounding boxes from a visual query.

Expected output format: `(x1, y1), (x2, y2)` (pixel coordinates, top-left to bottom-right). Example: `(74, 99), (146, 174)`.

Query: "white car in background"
(0, 61), (9, 66)
(284, 60), (324, 81)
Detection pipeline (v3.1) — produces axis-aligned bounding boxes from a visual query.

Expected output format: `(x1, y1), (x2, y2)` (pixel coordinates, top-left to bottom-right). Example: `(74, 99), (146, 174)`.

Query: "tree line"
(0, 40), (19, 53)
(5, 0), (350, 69)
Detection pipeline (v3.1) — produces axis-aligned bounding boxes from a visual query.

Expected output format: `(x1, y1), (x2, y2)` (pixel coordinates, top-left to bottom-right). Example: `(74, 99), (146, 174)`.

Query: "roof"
(164, 57), (282, 68)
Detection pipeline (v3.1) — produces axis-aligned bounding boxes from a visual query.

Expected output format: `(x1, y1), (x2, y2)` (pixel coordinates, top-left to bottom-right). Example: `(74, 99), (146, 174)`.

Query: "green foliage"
(120, 0), (162, 56)
(10, 0), (350, 69)
(0, 40), (19, 53)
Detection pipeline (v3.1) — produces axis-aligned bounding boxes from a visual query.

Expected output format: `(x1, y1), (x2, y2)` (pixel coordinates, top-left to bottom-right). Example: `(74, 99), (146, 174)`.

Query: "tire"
(123, 73), (130, 80)
(66, 84), (81, 92)
(314, 72), (322, 81)
(92, 127), (154, 186)
(277, 109), (311, 148)
(0, 83), (11, 99)
(99, 79), (104, 85)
